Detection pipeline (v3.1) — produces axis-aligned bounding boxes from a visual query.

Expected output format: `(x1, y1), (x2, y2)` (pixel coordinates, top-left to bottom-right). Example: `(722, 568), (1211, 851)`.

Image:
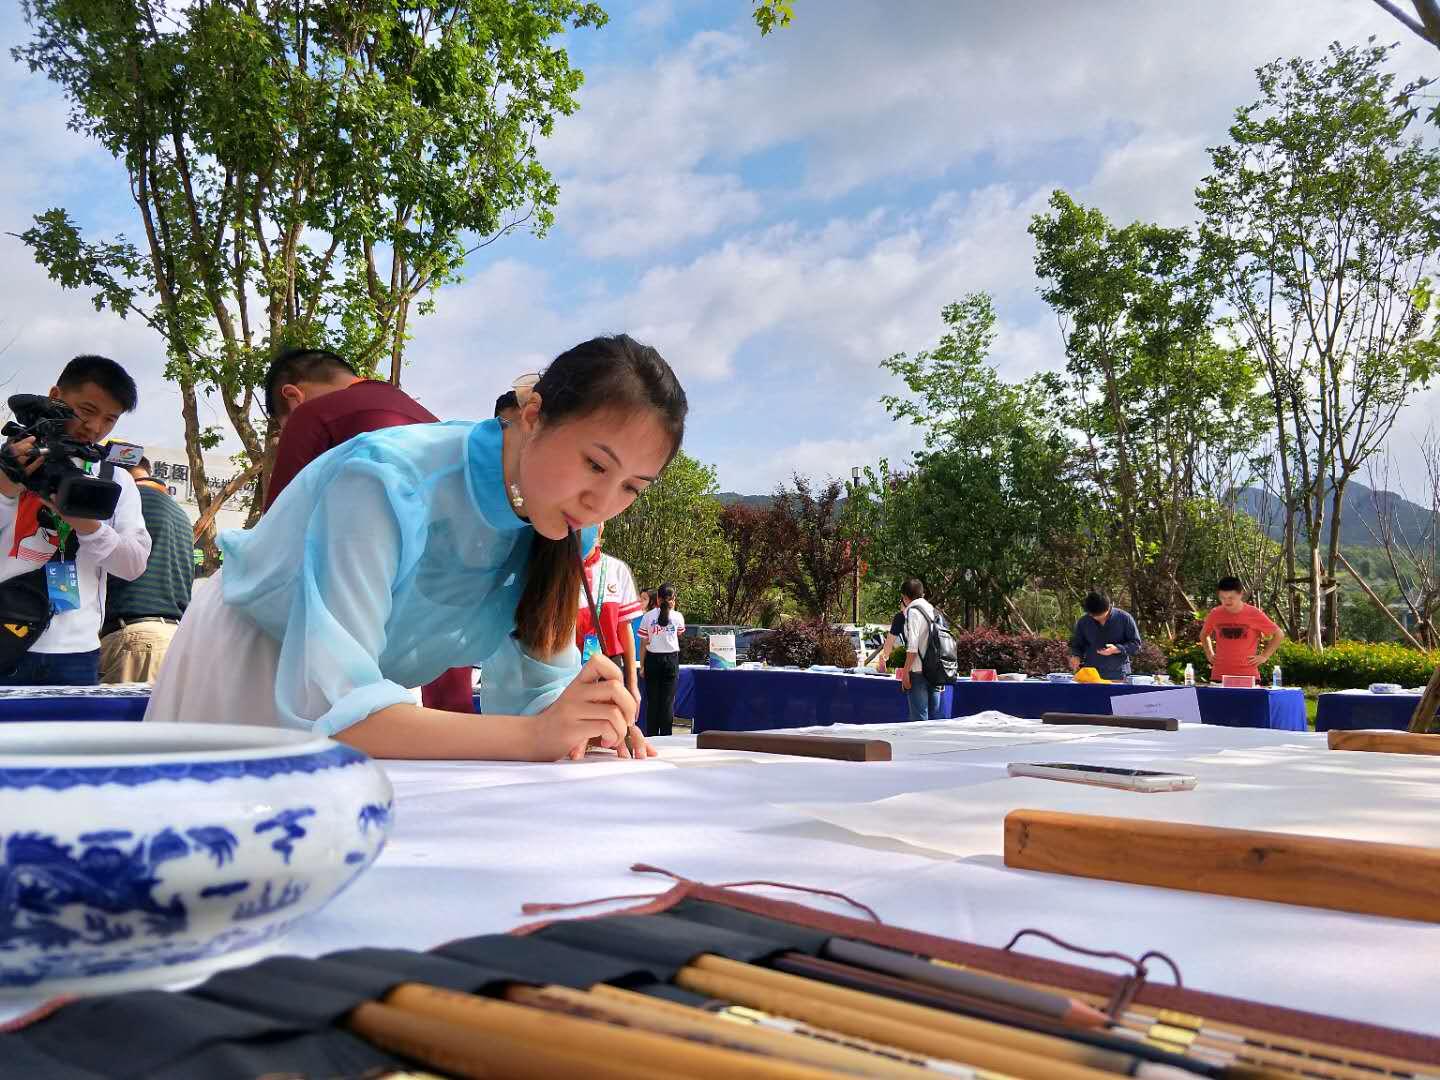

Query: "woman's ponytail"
(657, 582), (675, 628)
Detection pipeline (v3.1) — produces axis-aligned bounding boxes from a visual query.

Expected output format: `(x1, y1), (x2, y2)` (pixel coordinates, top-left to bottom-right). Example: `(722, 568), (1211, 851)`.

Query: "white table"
(5, 716), (1438, 1038)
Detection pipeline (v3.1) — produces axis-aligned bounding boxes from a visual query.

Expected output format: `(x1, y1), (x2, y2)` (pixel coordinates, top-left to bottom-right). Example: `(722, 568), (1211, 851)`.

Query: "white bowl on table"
(0, 722), (392, 998)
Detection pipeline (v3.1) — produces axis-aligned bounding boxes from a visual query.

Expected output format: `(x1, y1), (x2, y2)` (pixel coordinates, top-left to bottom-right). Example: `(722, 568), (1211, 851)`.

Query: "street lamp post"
(851, 465), (861, 625)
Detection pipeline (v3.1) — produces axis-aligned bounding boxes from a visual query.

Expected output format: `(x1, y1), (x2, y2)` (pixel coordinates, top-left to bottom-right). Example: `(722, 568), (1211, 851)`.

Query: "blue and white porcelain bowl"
(0, 722), (392, 997)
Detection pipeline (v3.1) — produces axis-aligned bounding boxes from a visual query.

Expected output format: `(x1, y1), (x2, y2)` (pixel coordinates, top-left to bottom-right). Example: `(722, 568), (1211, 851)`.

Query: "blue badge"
(581, 633), (602, 663)
(45, 562), (80, 612)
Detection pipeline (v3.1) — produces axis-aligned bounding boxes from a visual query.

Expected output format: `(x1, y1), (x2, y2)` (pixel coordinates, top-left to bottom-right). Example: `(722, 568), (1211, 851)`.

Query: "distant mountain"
(715, 492), (775, 509)
(715, 482), (1435, 549)
(1235, 482), (1435, 548)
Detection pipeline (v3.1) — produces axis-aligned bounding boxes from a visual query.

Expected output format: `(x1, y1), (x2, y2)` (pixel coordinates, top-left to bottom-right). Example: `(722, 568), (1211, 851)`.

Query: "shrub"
(752, 619), (856, 668)
(1161, 637), (1440, 688)
(679, 633), (709, 665)
(1131, 641), (1169, 676)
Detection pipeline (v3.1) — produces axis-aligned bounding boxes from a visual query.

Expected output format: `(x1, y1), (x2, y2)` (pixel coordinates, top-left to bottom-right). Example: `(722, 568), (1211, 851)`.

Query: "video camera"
(0, 394), (121, 519)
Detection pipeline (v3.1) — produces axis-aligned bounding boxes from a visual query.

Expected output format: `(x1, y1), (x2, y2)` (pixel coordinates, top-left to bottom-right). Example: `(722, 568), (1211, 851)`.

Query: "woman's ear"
(517, 390), (543, 434)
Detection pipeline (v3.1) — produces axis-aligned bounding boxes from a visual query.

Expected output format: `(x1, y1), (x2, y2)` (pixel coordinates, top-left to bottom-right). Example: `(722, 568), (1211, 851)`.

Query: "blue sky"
(1, 1), (1437, 495)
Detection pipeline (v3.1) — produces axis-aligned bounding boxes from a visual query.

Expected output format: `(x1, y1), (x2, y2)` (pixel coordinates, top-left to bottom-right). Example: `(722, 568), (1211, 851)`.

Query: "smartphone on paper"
(1006, 762), (1197, 792)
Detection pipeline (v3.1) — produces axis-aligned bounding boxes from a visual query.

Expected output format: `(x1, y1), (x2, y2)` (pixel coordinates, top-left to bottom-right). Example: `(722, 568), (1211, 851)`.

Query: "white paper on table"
(779, 744), (1440, 859)
(1112, 686), (1202, 724)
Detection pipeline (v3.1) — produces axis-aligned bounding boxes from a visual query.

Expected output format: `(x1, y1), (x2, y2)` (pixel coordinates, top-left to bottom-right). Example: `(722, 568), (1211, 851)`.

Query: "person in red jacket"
(262, 347), (473, 712)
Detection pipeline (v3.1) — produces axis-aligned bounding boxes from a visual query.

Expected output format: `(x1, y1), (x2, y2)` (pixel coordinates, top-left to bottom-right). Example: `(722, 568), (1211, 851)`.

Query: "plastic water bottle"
(1183, 662), (1195, 687)
(1271, 665), (1282, 689)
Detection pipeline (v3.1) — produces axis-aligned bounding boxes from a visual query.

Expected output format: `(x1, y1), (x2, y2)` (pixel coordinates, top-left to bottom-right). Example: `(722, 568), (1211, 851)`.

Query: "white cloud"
(719, 432), (923, 496)
(558, 171), (762, 256)
(5, 0), (1439, 500)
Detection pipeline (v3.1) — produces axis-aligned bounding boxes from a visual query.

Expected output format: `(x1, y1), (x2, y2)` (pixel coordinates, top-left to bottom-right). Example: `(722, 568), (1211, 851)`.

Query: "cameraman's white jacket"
(0, 468), (151, 655)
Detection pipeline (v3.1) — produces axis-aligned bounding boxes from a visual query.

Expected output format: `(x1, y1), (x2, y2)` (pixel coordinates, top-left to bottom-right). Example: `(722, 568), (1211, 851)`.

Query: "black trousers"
(643, 651), (680, 736)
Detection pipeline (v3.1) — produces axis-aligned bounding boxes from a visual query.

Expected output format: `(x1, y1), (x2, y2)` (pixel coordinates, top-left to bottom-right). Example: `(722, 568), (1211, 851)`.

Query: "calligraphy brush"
(573, 526), (636, 756)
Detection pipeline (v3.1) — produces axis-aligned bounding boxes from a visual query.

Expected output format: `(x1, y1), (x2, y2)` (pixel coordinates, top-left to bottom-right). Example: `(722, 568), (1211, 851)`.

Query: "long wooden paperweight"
(1040, 712), (1178, 731)
(1004, 809), (1440, 923)
(695, 731), (892, 761)
(1327, 729), (1440, 756)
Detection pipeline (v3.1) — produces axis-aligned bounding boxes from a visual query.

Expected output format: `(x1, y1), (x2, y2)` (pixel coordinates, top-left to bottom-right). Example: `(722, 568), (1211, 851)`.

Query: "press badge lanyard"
(45, 519), (80, 613)
(581, 557), (609, 662)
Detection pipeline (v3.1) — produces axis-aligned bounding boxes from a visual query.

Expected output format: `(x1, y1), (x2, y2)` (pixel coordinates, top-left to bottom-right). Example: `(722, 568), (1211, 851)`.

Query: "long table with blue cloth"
(1315, 688), (1435, 731)
(636, 667), (1307, 732)
(0, 671), (1306, 732)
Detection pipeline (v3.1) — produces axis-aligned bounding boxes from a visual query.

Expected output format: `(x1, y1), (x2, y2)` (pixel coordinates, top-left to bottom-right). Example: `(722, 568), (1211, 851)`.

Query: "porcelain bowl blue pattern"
(0, 722), (392, 997)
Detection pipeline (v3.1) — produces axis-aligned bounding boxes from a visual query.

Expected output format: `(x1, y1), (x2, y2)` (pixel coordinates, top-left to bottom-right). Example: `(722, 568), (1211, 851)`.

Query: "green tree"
(1031, 192), (1268, 636)
(863, 295), (1082, 627)
(601, 452), (728, 619)
(13, 0), (605, 559)
(1196, 42), (1440, 645)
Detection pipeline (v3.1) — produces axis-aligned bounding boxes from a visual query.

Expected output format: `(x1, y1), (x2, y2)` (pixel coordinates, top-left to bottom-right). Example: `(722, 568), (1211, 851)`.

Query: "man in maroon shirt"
(264, 349), (440, 511)
(262, 347), (474, 712)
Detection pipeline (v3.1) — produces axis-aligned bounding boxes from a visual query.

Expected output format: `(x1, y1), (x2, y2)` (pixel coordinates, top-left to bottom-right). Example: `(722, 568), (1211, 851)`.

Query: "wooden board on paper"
(1111, 687), (1202, 725)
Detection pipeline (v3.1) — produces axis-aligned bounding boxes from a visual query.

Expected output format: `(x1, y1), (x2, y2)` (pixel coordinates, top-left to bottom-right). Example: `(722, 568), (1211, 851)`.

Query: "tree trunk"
(1324, 475), (1350, 643)
(179, 380), (222, 574)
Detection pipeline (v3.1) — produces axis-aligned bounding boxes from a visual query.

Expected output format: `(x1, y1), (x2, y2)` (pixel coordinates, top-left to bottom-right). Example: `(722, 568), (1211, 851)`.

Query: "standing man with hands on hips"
(0, 355), (151, 686)
(1201, 576), (1285, 682)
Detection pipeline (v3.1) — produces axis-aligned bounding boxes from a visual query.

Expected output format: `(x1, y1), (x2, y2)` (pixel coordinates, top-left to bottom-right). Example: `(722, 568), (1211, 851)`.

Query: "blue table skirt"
(1315, 692), (1431, 731)
(948, 681), (1306, 730)
(0, 690), (150, 723)
(0, 690), (491, 724)
(685, 668), (952, 734)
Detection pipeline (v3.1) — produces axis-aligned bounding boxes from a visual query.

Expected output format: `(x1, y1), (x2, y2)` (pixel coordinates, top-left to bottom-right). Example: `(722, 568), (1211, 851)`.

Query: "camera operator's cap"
(511, 372), (541, 409)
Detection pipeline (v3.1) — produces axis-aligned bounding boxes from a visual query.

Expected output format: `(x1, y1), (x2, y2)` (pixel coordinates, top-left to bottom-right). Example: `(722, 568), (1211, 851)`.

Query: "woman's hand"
(533, 654), (641, 761)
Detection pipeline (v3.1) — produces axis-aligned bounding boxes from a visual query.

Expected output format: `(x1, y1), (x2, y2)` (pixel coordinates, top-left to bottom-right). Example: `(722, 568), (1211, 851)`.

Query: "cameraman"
(0, 356), (151, 685)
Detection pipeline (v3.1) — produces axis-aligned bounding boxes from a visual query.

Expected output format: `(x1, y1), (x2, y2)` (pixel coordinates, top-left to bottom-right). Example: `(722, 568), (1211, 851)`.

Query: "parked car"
(734, 628), (774, 662)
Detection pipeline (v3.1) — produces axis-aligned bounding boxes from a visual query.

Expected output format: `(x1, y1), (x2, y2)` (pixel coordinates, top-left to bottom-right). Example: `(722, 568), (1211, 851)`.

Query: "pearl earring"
(509, 483), (524, 510)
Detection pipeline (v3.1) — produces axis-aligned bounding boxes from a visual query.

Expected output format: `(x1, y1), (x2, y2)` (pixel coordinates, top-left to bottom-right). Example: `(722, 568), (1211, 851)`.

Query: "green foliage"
(1163, 638), (1440, 688)
(1196, 42), (1440, 642)
(13, 0), (606, 545)
(1030, 191), (1268, 634)
(602, 452), (728, 620)
(752, 0), (794, 35)
(863, 295), (1083, 624)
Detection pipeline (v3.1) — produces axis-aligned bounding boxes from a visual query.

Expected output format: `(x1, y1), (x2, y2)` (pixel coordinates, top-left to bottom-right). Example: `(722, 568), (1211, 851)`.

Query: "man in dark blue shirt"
(1067, 591), (1142, 680)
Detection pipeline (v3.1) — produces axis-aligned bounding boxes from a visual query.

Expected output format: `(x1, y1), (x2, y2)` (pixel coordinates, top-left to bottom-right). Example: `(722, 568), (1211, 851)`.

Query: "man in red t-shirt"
(261, 348), (473, 712)
(1200, 576), (1286, 681)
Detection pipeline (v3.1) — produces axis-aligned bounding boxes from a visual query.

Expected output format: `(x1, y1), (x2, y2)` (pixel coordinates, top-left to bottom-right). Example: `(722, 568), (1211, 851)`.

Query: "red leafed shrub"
(751, 619), (857, 668)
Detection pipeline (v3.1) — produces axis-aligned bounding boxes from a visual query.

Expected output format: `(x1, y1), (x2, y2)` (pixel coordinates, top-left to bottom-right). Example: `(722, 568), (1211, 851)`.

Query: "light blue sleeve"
(272, 461), (419, 736)
(479, 634), (581, 718)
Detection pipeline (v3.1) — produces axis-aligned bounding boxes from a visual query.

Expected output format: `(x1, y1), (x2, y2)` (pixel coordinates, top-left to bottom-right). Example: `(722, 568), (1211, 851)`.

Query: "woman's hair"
(514, 335), (688, 658)
(656, 583), (676, 628)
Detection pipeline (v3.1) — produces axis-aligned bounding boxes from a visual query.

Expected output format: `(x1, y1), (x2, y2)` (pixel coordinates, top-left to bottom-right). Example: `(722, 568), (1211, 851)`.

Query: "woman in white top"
(637, 582), (684, 736)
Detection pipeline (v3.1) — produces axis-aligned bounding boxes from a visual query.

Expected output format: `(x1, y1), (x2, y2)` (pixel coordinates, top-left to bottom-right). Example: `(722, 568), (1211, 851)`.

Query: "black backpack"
(914, 604), (959, 686)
